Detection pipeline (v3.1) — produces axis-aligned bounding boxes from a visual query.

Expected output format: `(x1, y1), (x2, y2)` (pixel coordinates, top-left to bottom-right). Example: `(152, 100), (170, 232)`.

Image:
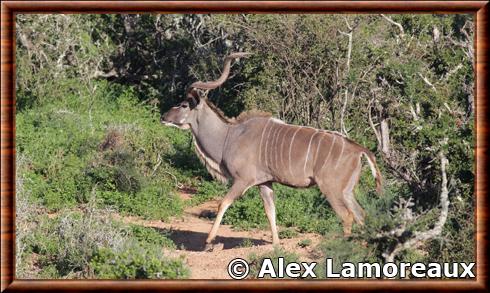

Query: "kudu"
(161, 53), (382, 250)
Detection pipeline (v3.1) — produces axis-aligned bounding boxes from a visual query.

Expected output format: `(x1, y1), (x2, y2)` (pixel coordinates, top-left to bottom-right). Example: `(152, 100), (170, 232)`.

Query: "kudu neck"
(190, 102), (230, 164)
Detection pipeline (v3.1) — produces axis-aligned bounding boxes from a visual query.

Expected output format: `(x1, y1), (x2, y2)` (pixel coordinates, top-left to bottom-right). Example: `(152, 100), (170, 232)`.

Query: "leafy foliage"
(90, 244), (189, 279)
(223, 184), (342, 235)
(17, 193), (187, 279)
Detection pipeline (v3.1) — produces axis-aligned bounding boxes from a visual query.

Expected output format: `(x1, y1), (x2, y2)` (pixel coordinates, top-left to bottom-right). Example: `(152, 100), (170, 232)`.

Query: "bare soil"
(115, 192), (323, 279)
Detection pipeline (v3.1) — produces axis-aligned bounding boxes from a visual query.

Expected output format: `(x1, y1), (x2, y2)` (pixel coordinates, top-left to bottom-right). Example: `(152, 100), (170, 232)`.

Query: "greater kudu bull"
(161, 53), (382, 250)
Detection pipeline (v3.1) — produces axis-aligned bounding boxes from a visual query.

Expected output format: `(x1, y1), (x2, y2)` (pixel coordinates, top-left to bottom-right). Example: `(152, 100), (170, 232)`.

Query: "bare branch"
(368, 98), (382, 148)
(343, 15), (353, 31)
(380, 14), (405, 37)
(92, 69), (119, 79)
(417, 73), (437, 92)
(409, 103), (419, 121)
(441, 63), (463, 81)
(339, 28), (353, 137)
(383, 152), (450, 263)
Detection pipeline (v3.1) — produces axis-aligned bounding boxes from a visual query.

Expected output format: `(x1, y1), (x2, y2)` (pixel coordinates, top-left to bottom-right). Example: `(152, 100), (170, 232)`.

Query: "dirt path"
(116, 193), (323, 279)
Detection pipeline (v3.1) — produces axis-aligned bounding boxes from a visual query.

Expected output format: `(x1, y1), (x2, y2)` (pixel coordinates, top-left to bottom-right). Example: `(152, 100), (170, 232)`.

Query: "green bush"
(18, 197), (187, 279)
(97, 185), (184, 220)
(32, 206), (129, 278)
(239, 238), (255, 248)
(16, 154), (43, 278)
(316, 238), (378, 279)
(87, 149), (142, 194)
(279, 229), (299, 239)
(222, 187), (269, 230)
(187, 180), (228, 206)
(90, 243), (189, 279)
(16, 15), (114, 111)
(223, 183), (344, 234)
(297, 239), (312, 248)
(16, 80), (192, 219)
(130, 225), (176, 249)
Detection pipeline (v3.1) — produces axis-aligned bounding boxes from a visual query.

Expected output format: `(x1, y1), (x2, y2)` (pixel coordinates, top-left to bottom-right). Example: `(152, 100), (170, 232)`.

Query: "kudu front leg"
(259, 183), (280, 246)
(205, 182), (249, 251)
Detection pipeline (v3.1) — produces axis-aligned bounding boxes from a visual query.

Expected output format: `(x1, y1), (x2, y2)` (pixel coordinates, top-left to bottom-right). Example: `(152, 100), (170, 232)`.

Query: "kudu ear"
(186, 88), (201, 109)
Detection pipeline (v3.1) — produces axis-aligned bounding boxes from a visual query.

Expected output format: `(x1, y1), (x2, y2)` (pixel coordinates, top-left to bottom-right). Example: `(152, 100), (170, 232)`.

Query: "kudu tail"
(362, 151), (383, 195)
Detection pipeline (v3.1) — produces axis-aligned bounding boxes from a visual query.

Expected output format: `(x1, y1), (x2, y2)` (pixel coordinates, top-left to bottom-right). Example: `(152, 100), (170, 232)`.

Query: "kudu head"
(161, 52), (251, 129)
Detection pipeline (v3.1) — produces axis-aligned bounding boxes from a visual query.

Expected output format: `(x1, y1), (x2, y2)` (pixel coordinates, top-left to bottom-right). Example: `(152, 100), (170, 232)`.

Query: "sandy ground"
(115, 192), (323, 279)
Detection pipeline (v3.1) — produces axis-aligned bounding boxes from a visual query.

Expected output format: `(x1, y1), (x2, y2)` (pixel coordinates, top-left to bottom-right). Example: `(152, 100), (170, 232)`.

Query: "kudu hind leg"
(205, 182), (249, 248)
(343, 193), (365, 225)
(319, 187), (354, 237)
(342, 160), (365, 225)
(259, 183), (280, 245)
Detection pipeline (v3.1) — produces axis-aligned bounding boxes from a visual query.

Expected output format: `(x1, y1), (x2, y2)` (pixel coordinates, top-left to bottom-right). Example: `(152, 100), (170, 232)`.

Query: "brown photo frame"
(1, 1), (488, 292)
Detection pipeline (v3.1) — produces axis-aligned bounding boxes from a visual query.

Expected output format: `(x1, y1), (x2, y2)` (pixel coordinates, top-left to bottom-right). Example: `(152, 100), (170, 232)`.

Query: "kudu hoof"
(204, 243), (214, 252)
(343, 232), (354, 241)
(204, 242), (224, 252)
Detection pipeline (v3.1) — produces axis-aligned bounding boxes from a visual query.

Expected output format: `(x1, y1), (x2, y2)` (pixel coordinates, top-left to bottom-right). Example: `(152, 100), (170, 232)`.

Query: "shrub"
(19, 192), (187, 279)
(15, 154), (44, 278)
(187, 180), (228, 206)
(90, 243), (189, 279)
(316, 238), (378, 278)
(297, 239), (312, 248)
(223, 183), (343, 234)
(16, 14), (114, 111)
(97, 185), (184, 220)
(279, 229), (298, 239)
(87, 147), (143, 194)
(129, 225), (176, 249)
(239, 238), (255, 248)
(222, 187), (269, 230)
(32, 203), (127, 277)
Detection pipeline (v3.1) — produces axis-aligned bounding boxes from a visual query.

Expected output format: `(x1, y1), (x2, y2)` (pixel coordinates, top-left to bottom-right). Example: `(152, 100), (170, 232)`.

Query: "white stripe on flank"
(280, 126), (291, 172)
(303, 130), (318, 176)
(288, 127), (302, 178)
(263, 121), (274, 167)
(334, 138), (345, 169)
(320, 135), (336, 171)
(314, 133), (326, 164)
(269, 124), (279, 169)
(273, 126), (284, 171)
(258, 119), (272, 163)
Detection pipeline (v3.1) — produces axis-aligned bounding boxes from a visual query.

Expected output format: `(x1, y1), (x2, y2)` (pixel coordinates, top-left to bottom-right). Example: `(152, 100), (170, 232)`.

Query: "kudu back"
(162, 52), (382, 250)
